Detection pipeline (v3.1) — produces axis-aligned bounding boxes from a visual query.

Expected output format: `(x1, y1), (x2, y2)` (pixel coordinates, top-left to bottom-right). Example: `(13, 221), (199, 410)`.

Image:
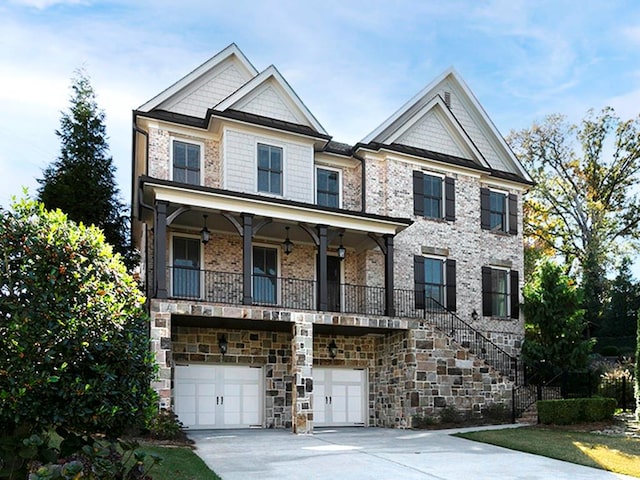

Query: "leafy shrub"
(411, 414), (438, 429)
(599, 345), (620, 357)
(439, 405), (465, 425)
(146, 410), (184, 441)
(25, 435), (162, 480)
(0, 198), (157, 477)
(538, 398), (616, 424)
(481, 403), (510, 423)
(598, 366), (635, 409)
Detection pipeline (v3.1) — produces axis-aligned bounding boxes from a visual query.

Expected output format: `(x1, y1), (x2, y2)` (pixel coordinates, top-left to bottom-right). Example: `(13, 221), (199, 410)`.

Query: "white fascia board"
(214, 65), (328, 135)
(384, 96), (489, 169)
(361, 67), (455, 144)
(315, 152), (359, 169)
(138, 44), (258, 113)
(148, 183), (405, 235)
(445, 71), (533, 183)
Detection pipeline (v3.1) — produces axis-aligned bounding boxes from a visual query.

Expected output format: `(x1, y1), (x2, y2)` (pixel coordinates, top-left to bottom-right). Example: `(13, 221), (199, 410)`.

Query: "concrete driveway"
(188, 426), (636, 480)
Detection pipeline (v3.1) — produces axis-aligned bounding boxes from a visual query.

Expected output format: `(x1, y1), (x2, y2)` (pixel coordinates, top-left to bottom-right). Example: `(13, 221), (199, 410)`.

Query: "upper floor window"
(481, 188), (518, 234)
(316, 167), (340, 208)
(414, 255), (456, 311)
(481, 266), (519, 319)
(173, 140), (201, 185)
(413, 171), (455, 220)
(257, 143), (283, 195)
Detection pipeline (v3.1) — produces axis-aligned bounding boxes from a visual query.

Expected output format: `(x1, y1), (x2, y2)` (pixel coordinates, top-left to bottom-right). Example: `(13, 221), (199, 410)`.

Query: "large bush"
(0, 198), (156, 437)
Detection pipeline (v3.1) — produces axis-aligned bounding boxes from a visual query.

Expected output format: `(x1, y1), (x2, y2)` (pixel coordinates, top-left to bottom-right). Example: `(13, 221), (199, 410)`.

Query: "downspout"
(352, 149), (366, 213)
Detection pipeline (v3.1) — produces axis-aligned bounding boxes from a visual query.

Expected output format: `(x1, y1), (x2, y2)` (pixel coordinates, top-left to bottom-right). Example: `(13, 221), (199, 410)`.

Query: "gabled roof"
(214, 65), (328, 135)
(361, 67), (532, 182)
(138, 43), (258, 113)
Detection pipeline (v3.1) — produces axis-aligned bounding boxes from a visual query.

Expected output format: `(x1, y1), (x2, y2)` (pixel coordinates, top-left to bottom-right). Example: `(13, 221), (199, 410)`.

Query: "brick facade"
(134, 45), (531, 433)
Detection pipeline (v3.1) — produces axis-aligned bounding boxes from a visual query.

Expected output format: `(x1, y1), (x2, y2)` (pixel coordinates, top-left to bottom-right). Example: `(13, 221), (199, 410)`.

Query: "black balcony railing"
(167, 267), (517, 380)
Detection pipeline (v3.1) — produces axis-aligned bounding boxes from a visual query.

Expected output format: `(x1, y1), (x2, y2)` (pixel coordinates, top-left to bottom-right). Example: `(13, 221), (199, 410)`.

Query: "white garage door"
(174, 364), (263, 429)
(314, 368), (367, 426)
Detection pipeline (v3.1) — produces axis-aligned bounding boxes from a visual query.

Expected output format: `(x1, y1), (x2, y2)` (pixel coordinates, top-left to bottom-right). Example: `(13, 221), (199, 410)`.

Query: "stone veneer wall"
(171, 327), (294, 429)
(151, 299), (514, 431)
(373, 325), (512, 427)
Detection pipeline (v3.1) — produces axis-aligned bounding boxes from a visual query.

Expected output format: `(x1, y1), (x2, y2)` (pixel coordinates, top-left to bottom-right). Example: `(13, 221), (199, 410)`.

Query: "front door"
(327, 256), (341, 312)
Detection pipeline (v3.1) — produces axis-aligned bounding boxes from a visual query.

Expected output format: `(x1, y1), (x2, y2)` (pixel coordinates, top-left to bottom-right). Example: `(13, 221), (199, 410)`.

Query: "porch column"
(316, 225), (328, 311)
(384, 234), (395, 317)
(242, 213), (253, 305)
(154, 200), (168, 299)
(291, 315), (313, 434)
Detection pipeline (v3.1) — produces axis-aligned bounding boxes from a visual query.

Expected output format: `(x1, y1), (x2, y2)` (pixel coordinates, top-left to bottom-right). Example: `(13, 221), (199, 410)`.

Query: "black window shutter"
(480, 188), (491, 230)
(445, 259), (456, 311)
(510, 270), (520, 319)
(414, 255), (425, 310)
(508, 194), (518, 235)
(482, 266), (492, 317)
(413, 171), (424, 217)
(445, 177), (455, 221)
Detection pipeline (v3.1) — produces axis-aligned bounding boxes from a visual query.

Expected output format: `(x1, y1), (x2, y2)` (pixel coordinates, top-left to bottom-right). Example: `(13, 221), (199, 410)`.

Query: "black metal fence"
(512, 367), (636, 422)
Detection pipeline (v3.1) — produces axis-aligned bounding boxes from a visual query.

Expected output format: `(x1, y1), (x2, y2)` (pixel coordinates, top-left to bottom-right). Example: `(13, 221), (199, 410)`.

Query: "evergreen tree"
(598, 257), (640, 339)
(522, 260), (593, 373)
(37, 69), (134, 267)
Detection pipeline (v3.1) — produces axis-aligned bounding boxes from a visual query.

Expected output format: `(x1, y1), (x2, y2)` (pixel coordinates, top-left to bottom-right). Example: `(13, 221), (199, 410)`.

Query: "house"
(131, 44), (532, 433)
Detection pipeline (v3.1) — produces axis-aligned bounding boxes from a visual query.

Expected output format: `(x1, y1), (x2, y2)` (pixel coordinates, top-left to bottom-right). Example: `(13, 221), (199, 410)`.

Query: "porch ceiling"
(141, 176), (411, 237)
(172, 315), (403, 337)
(172, 315), (293, 333)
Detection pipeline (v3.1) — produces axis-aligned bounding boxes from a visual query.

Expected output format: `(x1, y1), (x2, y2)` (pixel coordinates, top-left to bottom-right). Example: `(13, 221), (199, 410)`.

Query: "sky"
(2, 1), (640, 247)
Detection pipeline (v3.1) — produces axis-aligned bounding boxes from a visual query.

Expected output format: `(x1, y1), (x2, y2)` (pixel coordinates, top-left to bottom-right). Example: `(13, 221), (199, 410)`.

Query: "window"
(172, 236), (201, 298)
(489, 191), (506, 231)
(414, 256), (456, 311)
(413, 171), (455, 220)
(481, 188), (518, 234)
(173, 140), (201, 185)
(316, 168), (340, 207)
(257, 144), (283, 195)
(253, 246), (278, 304)
(482, 266), (519, 319)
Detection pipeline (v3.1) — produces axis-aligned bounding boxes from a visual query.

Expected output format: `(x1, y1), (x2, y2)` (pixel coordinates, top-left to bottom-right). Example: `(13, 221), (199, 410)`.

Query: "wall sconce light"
(471, 309), (479, 321)
(283, 226), (294, 255)
(328, 339), (338, 359)
(337, 233), (346, 260)
(200, 214), (210, 245)
(218, 334), (228, 355)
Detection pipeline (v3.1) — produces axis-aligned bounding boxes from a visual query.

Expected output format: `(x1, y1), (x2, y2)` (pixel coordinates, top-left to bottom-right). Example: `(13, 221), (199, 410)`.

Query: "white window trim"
(170, 137), (205, 186)
(422, 171), (446, 218)
(314, 165), (343, 208)
(255, 139), (286, 197)
(169, 233), (205, 300)
(251, 242), (281, 305)
(488, 187), (509, 232)
(489, 265), (511, 318)
(422, 254), (447, 306)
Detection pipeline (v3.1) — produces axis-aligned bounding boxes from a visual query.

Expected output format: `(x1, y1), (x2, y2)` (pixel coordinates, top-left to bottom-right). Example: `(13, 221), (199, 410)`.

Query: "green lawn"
(135, 446), (222, 480)
(455, 427), (640, 477)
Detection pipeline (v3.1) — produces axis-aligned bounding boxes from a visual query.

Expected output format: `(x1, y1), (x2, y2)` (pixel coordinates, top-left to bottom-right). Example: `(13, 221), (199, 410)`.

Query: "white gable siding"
(163, 64), (249, 117)
(396, 111), (465, 158)
(442, 85), (511, 172)
(236, 85), (301, 124)
(223, 128), (314, 203)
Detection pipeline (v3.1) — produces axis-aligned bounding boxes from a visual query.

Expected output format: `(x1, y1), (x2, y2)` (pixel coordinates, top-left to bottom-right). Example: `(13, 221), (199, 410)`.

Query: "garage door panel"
(314, 368), (366, 427)
(175, 365), (263, 430)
